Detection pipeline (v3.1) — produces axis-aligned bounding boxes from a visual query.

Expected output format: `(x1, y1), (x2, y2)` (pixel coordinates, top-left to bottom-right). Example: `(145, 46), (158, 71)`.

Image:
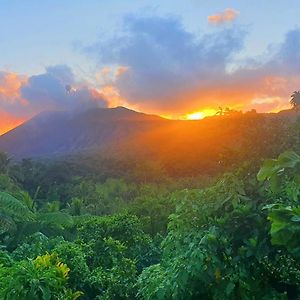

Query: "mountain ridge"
(1, 106), (300, 160)
(0, 106), (168, 159)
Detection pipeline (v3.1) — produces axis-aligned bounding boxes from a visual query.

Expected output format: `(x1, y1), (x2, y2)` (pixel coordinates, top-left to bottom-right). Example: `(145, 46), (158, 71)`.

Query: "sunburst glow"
(182, 109), (217, 120)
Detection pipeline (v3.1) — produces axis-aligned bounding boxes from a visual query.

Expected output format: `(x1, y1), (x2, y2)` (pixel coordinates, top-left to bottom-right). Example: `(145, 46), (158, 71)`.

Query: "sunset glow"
(185, 112), (205, 120)
(0, 112), (24, 136)
(0, 2), (300, 134)
(1, 3), (300, 297)
(182, 109), (217, 120)
(0, 122), (22, 136)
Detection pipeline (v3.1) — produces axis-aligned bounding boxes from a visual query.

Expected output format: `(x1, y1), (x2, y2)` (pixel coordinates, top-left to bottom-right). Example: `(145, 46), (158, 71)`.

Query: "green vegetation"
(2, 114), (300, 299)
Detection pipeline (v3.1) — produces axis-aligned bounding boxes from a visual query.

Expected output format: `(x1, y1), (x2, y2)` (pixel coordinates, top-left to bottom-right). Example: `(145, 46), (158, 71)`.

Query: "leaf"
(291, 215), (300, 222)
(248, 238), (257, 247)
(277, 151), (300, 168)
(225, 282), (235, 296)
(37, 212), (74, 228)
(257, 151), (300, 182)
(262, 203), (281, 210)
(0, 213), (16, 234)
(269, 174), (281, 193)
(267, 206), (300, 248)
(0, 192), (33, 220)
(257, 159), (279, 181)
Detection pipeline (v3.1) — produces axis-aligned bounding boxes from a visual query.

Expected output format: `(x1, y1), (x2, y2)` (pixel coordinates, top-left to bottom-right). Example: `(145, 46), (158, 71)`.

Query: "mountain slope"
(1, 107), (299, 177)
(0, 107), (166, 159)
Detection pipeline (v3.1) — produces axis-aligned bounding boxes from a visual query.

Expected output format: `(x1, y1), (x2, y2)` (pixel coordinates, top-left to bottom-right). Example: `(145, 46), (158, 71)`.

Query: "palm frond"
(36, 212), (74, 228)
(0, 192), (34, 220)
(17, 191), (36, 212)
(0, 213), (16, 235)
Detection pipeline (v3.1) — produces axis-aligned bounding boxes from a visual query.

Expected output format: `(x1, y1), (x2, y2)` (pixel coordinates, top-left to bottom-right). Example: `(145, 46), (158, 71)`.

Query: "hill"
(0, 107), (299, 176)
(0, 107), (165, 159)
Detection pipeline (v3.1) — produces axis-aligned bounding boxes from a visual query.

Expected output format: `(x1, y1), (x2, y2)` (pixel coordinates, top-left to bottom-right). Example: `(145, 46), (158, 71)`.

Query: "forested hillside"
(2, 108), (299, 177)
(1, 112), (300, 299)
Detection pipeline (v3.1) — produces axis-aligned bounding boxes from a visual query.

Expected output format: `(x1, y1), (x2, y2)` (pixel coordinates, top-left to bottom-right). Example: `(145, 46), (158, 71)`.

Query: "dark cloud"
(270, 28), (300, 75)
(0, 65), (108, 121)
(45, 65), (75, 83)
(21, 65), (107, 114)
(1, 17), (300, 131)
(85, 15), (300, 114)
(85, 15), (247, 112)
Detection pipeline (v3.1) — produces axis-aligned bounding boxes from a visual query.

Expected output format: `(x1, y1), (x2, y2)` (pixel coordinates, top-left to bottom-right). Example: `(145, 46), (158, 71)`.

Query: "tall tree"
(290, 90), (300, 110)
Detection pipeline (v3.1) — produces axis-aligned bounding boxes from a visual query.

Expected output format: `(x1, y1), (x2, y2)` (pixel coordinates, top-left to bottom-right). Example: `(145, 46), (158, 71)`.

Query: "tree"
(215, 106), (224, 116)
(0, 253), (82, 300)
(0, 191), (74, 249)
(0, 152), (10, 174)
(290, 91), (300, 110)
(138, 165), (300, 299)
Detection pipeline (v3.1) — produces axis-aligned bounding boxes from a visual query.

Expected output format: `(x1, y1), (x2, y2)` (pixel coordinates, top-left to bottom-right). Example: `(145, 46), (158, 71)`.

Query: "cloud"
(84, 15), (300, 116)
(2, 16), (300, 135)
(0, 65), (108, 133)
(0, 72), (26, 104)
(208, 8), (240, 25)
(86, 15), (246, 114)
(20, 65), (107, 116)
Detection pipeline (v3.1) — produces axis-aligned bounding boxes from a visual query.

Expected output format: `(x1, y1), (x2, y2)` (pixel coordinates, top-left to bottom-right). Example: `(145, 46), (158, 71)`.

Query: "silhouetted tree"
(290, 91), (300, 110)
(216, 107), (224, 116)
(216, 107), (240, 117)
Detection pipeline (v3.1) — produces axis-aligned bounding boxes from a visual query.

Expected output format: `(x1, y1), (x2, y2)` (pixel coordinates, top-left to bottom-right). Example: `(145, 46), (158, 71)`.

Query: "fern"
(37, 212), (74, 228)
(0, 192), (33, 221)
(0, 213), (16, 235)
(17, 191), (36, 212)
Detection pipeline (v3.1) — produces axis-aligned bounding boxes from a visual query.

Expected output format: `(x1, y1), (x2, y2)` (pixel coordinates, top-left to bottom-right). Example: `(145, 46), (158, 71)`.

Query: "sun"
(182, 109), (216, 120)
(185, 112), (205, 120)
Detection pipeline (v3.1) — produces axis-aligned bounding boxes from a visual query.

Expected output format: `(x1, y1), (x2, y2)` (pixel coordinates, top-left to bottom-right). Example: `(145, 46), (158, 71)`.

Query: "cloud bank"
(1, 14), (300, 134)
(0, 65), (107, 133)
(85, 15), (300, 116)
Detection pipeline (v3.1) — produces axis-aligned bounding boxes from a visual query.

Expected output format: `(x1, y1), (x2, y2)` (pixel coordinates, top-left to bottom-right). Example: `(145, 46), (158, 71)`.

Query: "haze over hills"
(0, 107), (168, 159)
(0, 106), (299, 167)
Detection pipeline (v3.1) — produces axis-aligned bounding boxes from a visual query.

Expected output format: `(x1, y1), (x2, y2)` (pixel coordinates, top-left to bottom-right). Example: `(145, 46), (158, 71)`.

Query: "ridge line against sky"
(0, 0), (300, 134)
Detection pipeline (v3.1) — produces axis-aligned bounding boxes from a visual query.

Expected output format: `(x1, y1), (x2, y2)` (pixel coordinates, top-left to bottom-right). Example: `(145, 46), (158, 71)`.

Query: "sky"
(0, 0), (300, 134)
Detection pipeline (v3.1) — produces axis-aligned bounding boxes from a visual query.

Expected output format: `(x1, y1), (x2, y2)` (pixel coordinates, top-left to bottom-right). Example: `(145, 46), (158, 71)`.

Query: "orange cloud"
(0, 67), (109, 135)
(0, 109), (24, 135)
(0, 61), (298, 136)
(115, 66), (129, 78)
(0, 72), (27, 104)
(208, 8), (239, 25)
(113, 72), (296, 119)
(0, 72), (28, 135)
(99, 84), (140, 111)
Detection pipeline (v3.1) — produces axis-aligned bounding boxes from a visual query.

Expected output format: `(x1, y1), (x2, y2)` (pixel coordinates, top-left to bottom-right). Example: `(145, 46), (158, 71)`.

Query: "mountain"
(1, 107), (300, 176)
(0, 107), (167, 159)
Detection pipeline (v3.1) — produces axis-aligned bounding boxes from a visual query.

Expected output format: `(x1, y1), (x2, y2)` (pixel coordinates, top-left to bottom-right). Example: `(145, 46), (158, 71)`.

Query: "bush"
(0, 253), (83, 300)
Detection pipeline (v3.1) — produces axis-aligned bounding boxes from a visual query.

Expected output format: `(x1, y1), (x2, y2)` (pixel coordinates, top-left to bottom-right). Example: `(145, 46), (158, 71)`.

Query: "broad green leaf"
(257, 159), (279, 181)
(277, 150), (300, 168)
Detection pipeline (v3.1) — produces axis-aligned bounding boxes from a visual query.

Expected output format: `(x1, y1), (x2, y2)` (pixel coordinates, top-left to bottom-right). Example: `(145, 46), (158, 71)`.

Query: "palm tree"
(68, 197), (84, 216)
(290, 91), (300, 110)
(216, 107), (224, 116)
(0, 191), (74, 249)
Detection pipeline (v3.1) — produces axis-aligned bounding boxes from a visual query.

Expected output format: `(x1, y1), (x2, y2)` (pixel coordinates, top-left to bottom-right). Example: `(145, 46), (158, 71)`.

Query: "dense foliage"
(2, 114), (300, 299)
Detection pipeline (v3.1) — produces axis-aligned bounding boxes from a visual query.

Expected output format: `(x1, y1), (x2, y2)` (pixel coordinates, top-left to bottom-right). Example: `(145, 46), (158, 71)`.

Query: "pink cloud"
(208, 8), (240, 25)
